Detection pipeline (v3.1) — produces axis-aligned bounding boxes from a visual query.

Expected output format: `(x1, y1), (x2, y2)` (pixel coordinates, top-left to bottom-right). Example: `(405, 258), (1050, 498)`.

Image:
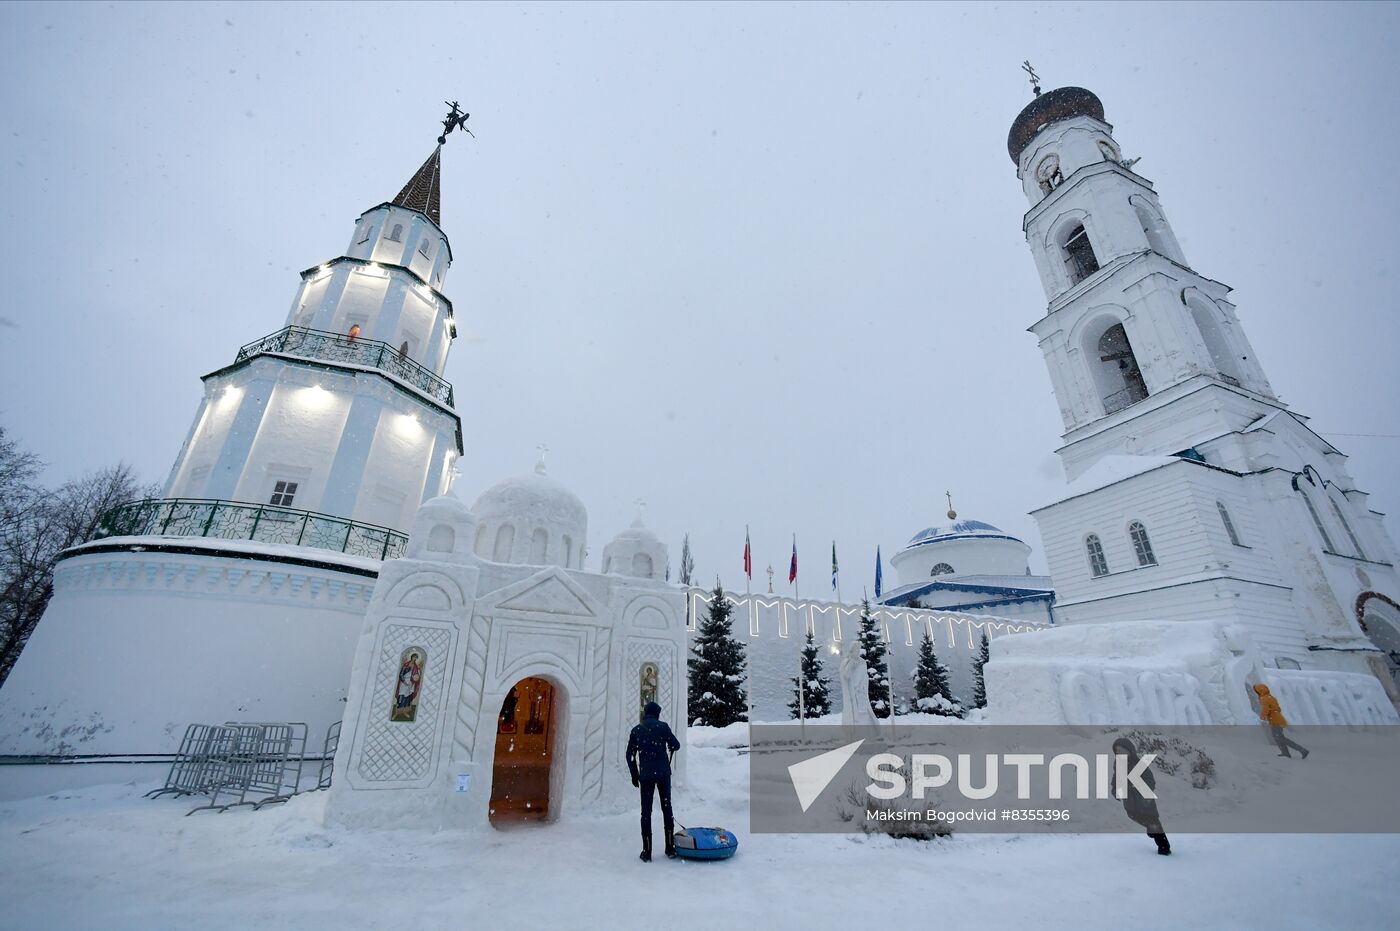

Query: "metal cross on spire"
(535, 444), (549, 475)
(633, 498), (647, 525)
(946, 490), (958, 521)
(438, 100), (474, 145)
(1021, 60), (1042, 97)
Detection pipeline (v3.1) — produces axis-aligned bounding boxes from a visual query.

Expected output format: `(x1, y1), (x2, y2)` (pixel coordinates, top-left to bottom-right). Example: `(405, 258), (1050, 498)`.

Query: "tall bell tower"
(1011, 81), (1400, 695)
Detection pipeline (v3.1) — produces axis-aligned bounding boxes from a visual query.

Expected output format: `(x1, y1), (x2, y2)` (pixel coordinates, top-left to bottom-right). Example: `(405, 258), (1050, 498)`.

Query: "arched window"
(1134, 202), (1170, 257)
(388, 223), (404, 242)
(418, 238), (431, 258)
(1085, 534), (1109, 577)
(492, 524), (515, 562)
(1097, 140), (1119, 162)
(529, 527), (548, 564)
(1217, 501), (1243, 547)
(1184, 294), (1243, 386)
(356, 223), (371, 245)
(632, 553), (654, 578)
(1299, 490), (1335, 553)
(474, 524), (490, 557)
(562, 535), (573, 569)
(929, 563), (955, 577)
(1095, 323), (1149, 412)
(1329, 497), (1367, 560)
(427, 524), (454, 553)
(1128, 521), (1157, 567)
(1061, 223), (1100, 285)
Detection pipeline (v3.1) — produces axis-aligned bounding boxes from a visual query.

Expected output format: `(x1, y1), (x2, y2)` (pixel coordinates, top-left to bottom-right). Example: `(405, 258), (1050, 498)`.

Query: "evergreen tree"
(678, 533), (695, 587)
(912, 630), (962, 717)
(857, 599), (891, 718)
(971, 632), (990, 710)
(687, 582), (747, 727)
(788, 631), (832, 718)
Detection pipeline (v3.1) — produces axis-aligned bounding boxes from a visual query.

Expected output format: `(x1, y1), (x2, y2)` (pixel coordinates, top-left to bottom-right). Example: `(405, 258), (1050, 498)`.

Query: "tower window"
(269, 481), (298, 508)
(1098, 140), (1119, 162)
(1085, 535), (1109, 577)
(1096, 323), (1149, 413)
(929, 563), (954, 577)
(1217, 501), (1244, 547)
(1299, 490), (1336, 553)
(356, 224), (371, 245)
(418, 239), (431, 258)
(1128, 521), (1157, 567)
(1062, 224), (1100, 285)
(388, 223), (404, 242)
(1329, 497), (1367, 560)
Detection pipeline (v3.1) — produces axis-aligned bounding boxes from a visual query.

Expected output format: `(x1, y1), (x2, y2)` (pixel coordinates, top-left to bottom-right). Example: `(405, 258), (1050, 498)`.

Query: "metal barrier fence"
(149, 721), (340, 813)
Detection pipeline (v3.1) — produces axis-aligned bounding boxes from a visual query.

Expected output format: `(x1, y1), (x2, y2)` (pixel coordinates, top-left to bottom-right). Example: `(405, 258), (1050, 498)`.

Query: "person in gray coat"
(1111, 736), (1171, 856)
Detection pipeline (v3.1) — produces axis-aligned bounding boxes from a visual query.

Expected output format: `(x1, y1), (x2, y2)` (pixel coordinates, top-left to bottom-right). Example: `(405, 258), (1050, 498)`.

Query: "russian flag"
(743, 527), (752, 580)
(788, 536), (798, 584)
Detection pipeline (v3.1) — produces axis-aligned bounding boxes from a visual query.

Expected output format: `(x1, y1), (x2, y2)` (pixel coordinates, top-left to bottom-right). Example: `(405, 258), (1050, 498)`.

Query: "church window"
(418, 238), (431, 258)
(929, 563), (954, 577)
(1098, 140), (1119, 162)
(492, 524), (515, 562)
(529, 527), (548, 564)
(563, 534), (574, 568)
(1062, 224), (1100, 285)
(1329, 497), (1367, 560)
(1085, 535), (1109, 577)
(632, 553), (654, 577)
(269, 480), (298, 508)
(474, 524), (490, 558)
(356, 224), (371, 245)
(1035, 155), (1063, 195)
(1299, 490), (1336, 553)
(388, 223), (404, 242)
(1128, 521), (1157, 567)
(1217, 502), (1244, 547)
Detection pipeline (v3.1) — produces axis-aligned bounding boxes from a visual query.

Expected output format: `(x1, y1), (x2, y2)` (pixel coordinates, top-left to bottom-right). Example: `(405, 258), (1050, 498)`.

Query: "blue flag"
(874, 546), (883, 600)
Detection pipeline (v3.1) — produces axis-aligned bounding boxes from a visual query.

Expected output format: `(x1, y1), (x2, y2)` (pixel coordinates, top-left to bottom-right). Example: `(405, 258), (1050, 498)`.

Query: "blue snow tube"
(672, 825), (739, 861)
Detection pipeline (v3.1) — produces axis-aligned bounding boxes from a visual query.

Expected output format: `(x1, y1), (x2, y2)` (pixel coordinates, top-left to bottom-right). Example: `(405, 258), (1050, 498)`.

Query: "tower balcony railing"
(91, 497), (408, 561)
(1102, 382), (1150, 415)
(235, 326), (454, 407)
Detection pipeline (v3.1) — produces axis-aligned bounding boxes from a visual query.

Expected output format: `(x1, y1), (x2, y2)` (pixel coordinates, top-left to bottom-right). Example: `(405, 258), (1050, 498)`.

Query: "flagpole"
(744, 525), (752, 596)
(791, 533), (800, 604)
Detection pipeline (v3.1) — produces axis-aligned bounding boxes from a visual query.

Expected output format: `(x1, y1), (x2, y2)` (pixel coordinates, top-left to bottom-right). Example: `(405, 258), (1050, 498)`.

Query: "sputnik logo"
(787, 739), (865, 812)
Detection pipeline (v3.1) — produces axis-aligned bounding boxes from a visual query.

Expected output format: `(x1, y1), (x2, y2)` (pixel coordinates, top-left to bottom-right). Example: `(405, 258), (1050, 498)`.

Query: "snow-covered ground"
(1, 723), (1397, 930)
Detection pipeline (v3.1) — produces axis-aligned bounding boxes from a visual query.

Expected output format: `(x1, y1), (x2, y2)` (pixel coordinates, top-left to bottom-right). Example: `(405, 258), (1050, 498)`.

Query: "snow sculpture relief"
(328, 493), (686, 831)
(838, 638), (879, 726)
(985, 619), (1398, 726)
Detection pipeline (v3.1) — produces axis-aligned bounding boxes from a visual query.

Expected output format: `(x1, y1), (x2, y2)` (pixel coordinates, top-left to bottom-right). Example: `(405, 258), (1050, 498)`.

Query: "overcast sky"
(2, 1), (1398, 590)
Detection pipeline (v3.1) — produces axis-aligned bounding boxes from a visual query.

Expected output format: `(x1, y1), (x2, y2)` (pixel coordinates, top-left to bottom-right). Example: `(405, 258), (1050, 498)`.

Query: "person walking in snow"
(1111, 736), (1171, 856)
(1253, 683), (1309, 759)
(626, 701), (681, 862)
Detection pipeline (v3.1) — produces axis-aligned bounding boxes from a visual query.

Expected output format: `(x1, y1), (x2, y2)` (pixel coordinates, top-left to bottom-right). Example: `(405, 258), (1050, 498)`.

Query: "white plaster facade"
(1010, 88), (1400, 699)
(328, 495), (687, 831)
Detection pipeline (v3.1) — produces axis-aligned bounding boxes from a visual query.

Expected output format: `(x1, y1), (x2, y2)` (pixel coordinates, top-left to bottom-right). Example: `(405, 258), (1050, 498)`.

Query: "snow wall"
(985, 618), (1398, 725)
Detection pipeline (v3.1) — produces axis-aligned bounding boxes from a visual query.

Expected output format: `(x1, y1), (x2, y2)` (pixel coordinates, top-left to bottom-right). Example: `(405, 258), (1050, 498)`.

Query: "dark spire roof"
(1007, 87), (1105, 165)
(392, 145), (442, 226)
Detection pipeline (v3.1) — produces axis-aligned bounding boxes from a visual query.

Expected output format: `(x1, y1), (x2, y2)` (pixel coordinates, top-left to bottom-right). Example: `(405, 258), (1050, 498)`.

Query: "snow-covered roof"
(905, 519), (1020, 548)
(1034, 454), (1186, 511)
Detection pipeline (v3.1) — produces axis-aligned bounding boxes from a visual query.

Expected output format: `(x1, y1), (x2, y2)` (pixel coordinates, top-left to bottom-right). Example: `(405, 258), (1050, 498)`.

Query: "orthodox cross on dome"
(438, 101), (473, 145)
(632, 498), (647, 526)
(535, 444), (549, 475)
(1021, 60), (1042, 98)
(766, 565), (774, 594)
(945, 490), (958, 521)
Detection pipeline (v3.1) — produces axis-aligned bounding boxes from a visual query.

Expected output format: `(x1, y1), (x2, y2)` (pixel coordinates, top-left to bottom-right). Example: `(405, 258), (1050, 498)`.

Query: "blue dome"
(906, 520), (1018, 548)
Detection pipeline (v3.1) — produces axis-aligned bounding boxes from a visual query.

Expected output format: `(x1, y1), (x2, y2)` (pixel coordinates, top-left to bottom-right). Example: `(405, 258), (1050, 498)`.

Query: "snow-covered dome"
(601, 518), (668, 582)
(470, 461), (587, 569)
(905, 519), (1021, 548)
(405, 495), (477, 565)
(891, 514), (1031, 584)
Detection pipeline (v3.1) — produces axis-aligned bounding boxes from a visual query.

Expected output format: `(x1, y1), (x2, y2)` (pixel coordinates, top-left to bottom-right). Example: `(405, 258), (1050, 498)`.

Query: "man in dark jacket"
(1111, 736), (1170, 855)
(626, 701), (681, 861)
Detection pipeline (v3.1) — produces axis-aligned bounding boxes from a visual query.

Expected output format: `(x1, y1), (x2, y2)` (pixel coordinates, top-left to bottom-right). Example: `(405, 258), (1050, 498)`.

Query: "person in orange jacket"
(1253, 682), (1309, 759)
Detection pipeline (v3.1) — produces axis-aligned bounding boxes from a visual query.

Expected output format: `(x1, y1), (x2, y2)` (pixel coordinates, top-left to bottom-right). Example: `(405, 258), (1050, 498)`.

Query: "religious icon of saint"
(498, 686), (519, 734)
(390, 648), (425, 722)
(639, 662), (659, 723)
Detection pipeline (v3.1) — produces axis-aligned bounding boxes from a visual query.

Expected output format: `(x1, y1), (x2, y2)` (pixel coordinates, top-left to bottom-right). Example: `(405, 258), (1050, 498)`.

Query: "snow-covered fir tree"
(912, 630), (962, 717)
(971, 632), (990, 710)
(788, 631), (832, 718)
(687, 581), (747, 727)
(857, 598), (891, 718)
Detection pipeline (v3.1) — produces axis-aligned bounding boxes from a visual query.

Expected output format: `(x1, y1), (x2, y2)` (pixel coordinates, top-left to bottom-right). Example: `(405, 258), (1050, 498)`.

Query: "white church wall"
(0, 545), (376, 758)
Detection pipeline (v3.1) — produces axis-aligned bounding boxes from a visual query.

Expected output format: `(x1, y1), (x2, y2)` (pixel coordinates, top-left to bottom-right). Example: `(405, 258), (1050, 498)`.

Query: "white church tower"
(162, 146), (461, 533)
(0, 139), (468, 766)
(1009, 82), (1400, 697)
